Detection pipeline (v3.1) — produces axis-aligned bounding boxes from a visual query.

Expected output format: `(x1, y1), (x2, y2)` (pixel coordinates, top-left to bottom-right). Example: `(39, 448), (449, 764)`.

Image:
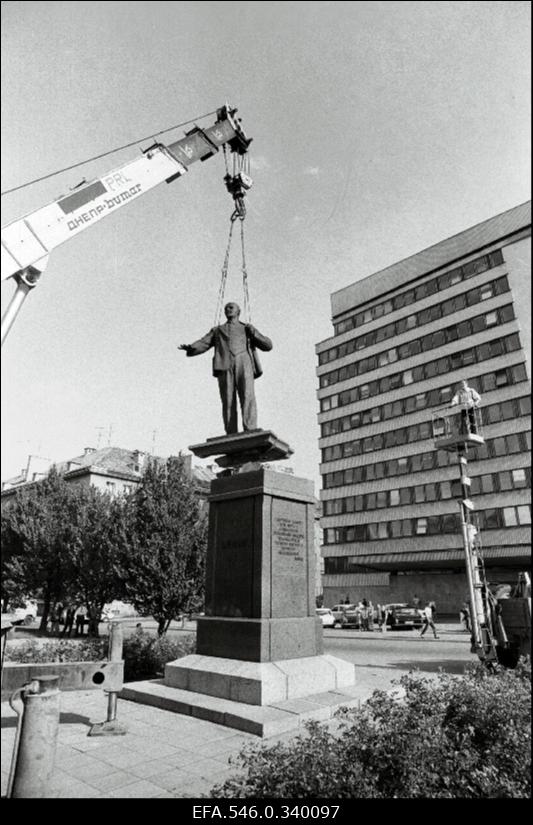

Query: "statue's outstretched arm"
(179, 328), (216, 356)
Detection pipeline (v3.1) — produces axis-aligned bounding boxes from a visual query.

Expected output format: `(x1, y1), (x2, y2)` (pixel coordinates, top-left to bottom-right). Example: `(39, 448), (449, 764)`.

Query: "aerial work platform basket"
(431, 404), (484, 451)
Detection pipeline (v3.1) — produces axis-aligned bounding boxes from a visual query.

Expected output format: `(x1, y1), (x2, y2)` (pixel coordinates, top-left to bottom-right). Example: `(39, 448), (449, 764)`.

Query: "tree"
(120, 455), (207, 635)
(65, 485), (128, 636)
(1, 468), (75, 631)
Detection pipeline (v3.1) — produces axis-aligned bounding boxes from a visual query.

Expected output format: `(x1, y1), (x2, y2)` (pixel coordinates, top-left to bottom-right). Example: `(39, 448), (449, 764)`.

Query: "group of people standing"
(49, 602), (87, 636)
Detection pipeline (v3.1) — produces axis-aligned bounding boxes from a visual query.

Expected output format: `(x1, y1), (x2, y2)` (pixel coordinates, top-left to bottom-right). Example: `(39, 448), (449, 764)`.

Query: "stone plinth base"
(164, 653), (356, 706)
(196, 616), (322, 662)
(189, 430), (293, 471)
(120, 679), (364, 738)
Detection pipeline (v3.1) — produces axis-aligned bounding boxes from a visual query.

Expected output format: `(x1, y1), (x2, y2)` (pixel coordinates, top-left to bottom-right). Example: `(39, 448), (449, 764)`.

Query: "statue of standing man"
(179, 302), (272, 434)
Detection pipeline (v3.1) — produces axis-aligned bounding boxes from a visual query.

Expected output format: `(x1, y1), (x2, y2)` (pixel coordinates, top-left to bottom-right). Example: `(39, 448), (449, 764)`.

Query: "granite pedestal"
(125, 433), (359, 736)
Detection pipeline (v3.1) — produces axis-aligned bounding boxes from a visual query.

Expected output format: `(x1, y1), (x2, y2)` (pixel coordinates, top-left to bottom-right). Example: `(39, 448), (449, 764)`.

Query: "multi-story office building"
(316, 201), (531, 612)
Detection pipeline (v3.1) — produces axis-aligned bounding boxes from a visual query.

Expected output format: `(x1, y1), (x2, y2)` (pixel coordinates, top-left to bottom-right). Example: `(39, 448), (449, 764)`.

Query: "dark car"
(384, 603), (423, 630)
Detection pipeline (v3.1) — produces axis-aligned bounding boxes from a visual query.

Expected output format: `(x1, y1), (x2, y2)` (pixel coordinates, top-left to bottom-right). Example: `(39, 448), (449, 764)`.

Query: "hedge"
(4, 629), (196, 681)
(211, 661), (531, 799)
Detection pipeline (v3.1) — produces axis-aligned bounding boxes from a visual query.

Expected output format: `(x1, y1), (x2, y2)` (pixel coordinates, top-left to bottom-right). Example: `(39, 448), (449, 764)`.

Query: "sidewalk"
(2, 688), (259, 798)
(1, 623), (471, 798)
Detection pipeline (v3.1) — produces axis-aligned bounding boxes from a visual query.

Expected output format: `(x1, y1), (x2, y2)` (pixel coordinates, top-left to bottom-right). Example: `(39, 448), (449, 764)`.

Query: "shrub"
(5, 631), (195, 682)
(5, 638), (107, 663)
(210, 661), (531, 799)
(122, 630), (196, 681)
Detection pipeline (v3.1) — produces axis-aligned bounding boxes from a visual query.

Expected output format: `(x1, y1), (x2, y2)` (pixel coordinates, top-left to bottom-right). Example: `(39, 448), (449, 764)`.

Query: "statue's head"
(224, 302), (241, 319)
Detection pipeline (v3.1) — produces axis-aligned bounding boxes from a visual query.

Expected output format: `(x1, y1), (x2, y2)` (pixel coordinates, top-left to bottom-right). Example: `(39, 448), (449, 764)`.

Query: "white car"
(316, 607), (335, 628)
(100, 600), (138, 621)
(5, 599), (38, 625)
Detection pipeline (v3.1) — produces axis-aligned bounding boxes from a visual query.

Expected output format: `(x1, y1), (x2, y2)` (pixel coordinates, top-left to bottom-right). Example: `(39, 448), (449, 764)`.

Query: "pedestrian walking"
(460, 603), (471, 632)
(419, 603), (439, 639)
(358, 599), (369, 631)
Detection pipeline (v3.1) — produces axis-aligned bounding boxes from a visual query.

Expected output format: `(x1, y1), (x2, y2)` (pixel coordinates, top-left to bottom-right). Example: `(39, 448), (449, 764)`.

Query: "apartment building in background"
(1, 446), (215, 505)
(316, 201), (531, 612)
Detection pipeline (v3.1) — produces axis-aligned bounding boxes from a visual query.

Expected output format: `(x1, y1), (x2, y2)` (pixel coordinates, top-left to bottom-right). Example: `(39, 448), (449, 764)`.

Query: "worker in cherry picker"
(451, 378), (481, 434)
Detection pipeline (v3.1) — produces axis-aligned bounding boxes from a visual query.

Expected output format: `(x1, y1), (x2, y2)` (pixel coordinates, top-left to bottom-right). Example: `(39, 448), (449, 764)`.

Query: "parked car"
(3, 599), (38, 626)
(330, 604), (357, 626)
(316, 607), (335, 627)
(340, 605), (361, 628)
(384, 603), (423, 630)
(100, 600), (138, 621)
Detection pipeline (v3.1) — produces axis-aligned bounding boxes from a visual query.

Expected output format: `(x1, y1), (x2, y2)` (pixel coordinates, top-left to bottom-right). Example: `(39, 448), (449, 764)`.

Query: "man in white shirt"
(451, 379), (481, 434)
(419, 602), (439, 639)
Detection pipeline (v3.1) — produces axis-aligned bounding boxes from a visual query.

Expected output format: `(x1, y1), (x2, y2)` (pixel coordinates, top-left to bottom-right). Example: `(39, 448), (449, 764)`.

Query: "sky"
(1, 1), (531, 492)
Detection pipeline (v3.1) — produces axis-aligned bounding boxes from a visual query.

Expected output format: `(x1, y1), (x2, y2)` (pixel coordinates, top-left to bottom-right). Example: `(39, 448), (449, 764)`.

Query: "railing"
(431, 403), (484, 446)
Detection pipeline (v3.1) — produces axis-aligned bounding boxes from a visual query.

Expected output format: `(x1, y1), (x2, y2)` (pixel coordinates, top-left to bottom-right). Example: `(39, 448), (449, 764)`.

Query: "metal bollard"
(106, 621), (122, 722)
(8, 675), (60, 798)
(89, 621), (126, 736)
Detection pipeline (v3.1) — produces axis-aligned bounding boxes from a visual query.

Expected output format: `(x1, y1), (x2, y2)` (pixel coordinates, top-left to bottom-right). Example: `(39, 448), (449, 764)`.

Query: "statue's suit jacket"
(186, 321), (272, 378)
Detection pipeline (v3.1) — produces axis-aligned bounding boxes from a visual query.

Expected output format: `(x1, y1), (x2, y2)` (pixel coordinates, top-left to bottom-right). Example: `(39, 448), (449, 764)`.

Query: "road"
(321, 624), (475, 700)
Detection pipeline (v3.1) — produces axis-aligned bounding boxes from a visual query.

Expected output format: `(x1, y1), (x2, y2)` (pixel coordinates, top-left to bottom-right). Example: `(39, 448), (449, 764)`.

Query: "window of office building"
(390, 520), (403, 538)
(482, 509), (500, 529)
(507, 433), (522, 454)
(519, 396), (531, 415)
(442, 514), (458, 533)
(481, 474), (495, 494)
(390, 489), (401, 506)
(503, 507), (518, 527)
(512, 469), (527, 488)
(498, 471), (513, 491)
(512, 363), (527, 383)
(415, 518), (428, 535)
(414, 485), (425, 504)
(491, 437), (507, 457)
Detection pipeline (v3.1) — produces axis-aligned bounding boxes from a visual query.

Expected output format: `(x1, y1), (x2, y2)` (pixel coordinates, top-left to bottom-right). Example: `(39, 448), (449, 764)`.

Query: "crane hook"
(224, 171), (253, 221)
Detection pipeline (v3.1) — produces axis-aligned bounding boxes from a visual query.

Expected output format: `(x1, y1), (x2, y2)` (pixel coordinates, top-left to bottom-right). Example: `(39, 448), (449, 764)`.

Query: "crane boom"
(1, 105), (251, 282)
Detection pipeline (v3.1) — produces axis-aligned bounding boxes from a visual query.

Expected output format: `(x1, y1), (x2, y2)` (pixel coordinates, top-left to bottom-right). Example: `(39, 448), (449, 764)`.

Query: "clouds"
(304, 166), (321, 177)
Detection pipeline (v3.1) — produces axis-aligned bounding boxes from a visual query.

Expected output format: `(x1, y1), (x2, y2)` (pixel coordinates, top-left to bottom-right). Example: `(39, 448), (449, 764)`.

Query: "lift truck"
(432, 404), (531, 668)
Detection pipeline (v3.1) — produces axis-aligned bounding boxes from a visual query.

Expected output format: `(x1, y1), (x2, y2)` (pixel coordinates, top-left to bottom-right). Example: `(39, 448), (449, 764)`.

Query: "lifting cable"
(214, 147), (252, 325)
(213, 219), (251, 326)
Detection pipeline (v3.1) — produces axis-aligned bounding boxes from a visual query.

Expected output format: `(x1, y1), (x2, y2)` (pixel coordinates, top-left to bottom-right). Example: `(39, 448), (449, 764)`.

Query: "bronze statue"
(179, 302), (272, 434)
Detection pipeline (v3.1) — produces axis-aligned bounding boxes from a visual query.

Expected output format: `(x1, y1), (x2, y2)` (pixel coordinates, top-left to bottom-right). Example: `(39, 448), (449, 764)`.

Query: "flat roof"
(331, 200), (531, 319)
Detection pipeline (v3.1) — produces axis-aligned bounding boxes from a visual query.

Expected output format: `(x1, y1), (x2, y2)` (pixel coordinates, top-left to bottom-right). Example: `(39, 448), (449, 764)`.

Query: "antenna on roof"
(95, 427), (105, 449)
(107, 424), (113, 447)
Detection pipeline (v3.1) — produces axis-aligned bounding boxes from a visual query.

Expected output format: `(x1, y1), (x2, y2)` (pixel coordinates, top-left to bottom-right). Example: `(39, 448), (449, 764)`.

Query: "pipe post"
(88, 621), (127, 736)
(9, 675), (60, 798)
